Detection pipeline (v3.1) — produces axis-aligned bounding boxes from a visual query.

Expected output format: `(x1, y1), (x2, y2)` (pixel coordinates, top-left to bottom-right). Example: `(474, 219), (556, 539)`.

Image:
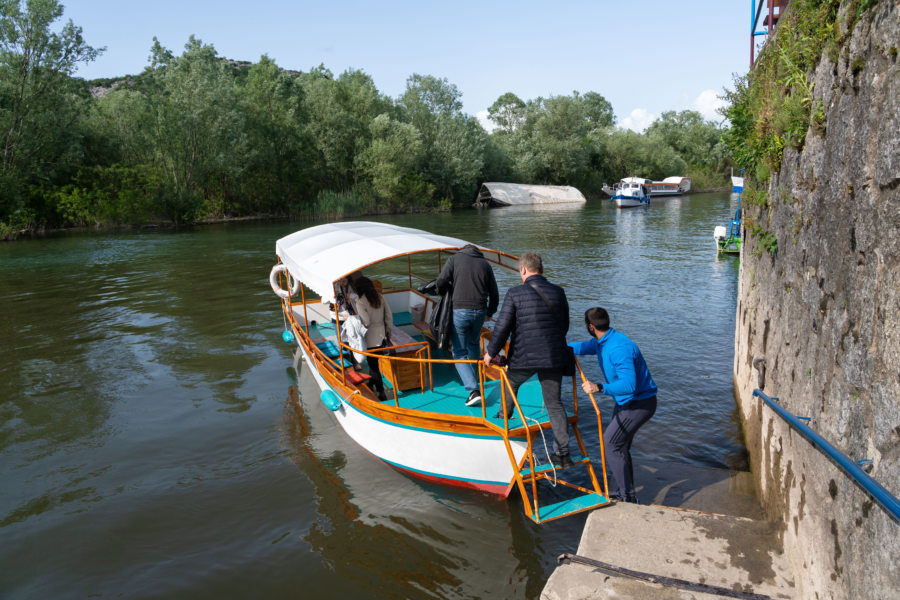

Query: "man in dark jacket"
(435, 244), (499, 407)
(483, 252), (573, 467)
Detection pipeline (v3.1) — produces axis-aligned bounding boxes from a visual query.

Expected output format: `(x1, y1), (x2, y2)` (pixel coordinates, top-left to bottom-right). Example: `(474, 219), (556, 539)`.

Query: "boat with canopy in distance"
(645, 176), (691, 197)
(269, 221), (612, 523)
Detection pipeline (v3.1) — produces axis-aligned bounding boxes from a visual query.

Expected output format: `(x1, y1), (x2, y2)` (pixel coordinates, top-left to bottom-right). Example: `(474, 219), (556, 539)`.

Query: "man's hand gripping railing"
(575, 358), (610, 498)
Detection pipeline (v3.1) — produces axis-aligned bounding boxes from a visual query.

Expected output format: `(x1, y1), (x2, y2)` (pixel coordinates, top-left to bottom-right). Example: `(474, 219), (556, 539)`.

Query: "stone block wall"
(733, 2), (899, 598)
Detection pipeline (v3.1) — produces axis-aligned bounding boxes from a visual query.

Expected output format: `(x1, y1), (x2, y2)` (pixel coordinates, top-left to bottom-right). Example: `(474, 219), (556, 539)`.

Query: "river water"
(0, 193), (746, 599)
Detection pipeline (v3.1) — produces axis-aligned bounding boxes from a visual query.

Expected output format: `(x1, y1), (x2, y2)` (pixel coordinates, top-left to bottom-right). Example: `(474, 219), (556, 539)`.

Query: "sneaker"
(466, 391), (482, 407)
(609, 492), (639, 504)
(548, 453), (575, 469)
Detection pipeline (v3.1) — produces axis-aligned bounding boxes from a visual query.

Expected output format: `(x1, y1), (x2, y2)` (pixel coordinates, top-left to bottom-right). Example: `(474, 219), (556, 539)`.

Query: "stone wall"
(733, 2), (899, 598)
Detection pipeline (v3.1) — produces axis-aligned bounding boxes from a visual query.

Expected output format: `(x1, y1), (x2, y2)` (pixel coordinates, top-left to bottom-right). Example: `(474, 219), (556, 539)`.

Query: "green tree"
(399, 74), (484, 204)
(0, 0), (102, 223)
(358, 113), (426, 206)
(300, 66), (392, 191)
(237, 54), (312, 212)
(581, 91), (615, 129)
(602, 128), (686, 182)
(143, 36), (248, 222)
(489, 90), (615, 193)
(645, 110), (724, 169)
(487, 92), (525, 134)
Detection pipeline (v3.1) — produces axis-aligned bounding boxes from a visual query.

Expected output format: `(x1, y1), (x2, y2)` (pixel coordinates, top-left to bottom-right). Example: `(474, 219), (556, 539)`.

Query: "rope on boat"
(525, 414), (558, 487)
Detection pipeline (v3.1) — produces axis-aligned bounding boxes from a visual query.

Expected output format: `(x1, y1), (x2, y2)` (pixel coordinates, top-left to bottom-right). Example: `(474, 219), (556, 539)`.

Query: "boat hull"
(297, 342), (526, 496)
(612, 195), (648, 208)
(717, 238), (741, 254)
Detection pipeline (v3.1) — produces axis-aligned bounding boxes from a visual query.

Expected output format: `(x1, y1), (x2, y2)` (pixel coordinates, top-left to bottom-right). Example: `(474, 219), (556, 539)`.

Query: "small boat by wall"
(269, 221), (611, 523)
(474, 182), (586, 207)
(605, 177), (650, 208)
(715, 193), (742, 255)
(646, 176), (691, 196)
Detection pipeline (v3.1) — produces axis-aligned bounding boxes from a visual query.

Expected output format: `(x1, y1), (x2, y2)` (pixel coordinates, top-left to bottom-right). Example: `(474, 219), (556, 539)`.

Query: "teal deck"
(534, 492), (610, 522)
(301, 313), (563, 429)
(382, 361), (565, 428)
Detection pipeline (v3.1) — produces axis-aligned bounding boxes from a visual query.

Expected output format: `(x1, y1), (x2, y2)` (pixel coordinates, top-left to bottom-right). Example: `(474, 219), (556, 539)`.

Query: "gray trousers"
(506, 368), (569, 456)
(605, 395), (657, 497)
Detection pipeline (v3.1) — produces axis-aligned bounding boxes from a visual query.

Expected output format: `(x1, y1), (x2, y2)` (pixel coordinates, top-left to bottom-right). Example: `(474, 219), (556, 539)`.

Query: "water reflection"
(278, 350), (566, 598)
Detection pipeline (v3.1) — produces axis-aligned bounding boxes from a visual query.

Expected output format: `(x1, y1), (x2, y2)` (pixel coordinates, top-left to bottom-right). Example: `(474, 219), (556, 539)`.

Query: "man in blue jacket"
(483, 252), (573, 468)
(570, 307), (657, 503)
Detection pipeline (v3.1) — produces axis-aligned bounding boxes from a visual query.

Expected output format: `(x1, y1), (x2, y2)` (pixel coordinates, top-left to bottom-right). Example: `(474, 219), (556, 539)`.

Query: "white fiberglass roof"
(275, 221), (473, 300)
(478, 182), (586, 206)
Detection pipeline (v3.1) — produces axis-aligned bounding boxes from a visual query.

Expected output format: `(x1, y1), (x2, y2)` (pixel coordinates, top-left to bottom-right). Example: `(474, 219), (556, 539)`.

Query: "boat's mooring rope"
(524, 414), (558, 486)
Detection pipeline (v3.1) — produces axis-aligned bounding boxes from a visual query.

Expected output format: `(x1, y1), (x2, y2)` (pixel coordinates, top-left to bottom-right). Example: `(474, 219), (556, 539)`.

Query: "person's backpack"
(420, 279), (453, 351)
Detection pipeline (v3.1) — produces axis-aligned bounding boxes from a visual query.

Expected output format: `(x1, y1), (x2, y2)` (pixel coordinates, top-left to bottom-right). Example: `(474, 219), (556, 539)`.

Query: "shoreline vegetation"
(4, 186), (735, 239)
(1, 0), (735, 241)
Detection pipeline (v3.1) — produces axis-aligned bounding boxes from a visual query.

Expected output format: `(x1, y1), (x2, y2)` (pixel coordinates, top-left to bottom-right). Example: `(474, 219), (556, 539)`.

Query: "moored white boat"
(608, 177), (650, 208)
(714, 192), (742, 255)
(269, 221), (611, 523)
(646, 176), (691, 196)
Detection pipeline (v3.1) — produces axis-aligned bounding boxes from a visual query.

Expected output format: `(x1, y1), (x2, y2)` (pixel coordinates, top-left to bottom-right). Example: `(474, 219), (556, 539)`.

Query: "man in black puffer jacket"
(483, 252), (573, 467)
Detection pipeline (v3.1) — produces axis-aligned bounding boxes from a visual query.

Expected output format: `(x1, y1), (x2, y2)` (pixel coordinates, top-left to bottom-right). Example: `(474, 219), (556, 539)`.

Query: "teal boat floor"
(380, 362), (567, 428)
(300, 315), (565, 428)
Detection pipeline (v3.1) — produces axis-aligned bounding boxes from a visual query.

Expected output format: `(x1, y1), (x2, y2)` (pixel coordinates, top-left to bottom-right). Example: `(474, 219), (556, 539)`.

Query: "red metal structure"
(750, 0), (790, 66)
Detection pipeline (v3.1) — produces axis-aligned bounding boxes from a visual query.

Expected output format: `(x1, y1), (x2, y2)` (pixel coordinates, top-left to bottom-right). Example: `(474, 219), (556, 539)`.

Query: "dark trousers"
(605, 395), (657, 498)
(505, 368), (569, 456)
(366, 345), (386, 396)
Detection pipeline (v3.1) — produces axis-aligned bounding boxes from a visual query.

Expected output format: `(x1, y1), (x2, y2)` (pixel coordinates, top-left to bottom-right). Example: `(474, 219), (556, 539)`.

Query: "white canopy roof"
(275, 221), (473, 300)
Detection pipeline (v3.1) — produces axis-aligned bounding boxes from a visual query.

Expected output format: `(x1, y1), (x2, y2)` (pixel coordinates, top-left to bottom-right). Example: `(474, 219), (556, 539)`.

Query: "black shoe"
(465, 390), (482, 407)
(548, 453), (575, 469)
(609, 492), (639, 504)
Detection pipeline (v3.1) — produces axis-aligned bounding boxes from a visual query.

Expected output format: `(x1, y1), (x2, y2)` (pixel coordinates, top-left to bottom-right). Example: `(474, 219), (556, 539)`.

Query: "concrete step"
(542, 502), (795, 599)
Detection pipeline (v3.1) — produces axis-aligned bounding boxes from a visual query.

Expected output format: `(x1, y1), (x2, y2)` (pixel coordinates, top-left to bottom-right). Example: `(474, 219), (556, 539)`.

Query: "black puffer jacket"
(487, 274), (570, 370)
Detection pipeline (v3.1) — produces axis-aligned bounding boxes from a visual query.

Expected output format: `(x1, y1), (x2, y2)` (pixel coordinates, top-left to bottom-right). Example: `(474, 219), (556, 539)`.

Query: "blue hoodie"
(569, 328), (657, 405)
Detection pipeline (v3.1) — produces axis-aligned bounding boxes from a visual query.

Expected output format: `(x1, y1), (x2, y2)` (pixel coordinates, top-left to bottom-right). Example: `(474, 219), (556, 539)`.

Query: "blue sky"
(64, 0), (751, 132)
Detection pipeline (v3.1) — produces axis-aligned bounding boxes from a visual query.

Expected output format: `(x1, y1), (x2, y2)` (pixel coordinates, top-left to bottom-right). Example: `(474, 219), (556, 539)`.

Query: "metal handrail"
(753, 389), (900, 523)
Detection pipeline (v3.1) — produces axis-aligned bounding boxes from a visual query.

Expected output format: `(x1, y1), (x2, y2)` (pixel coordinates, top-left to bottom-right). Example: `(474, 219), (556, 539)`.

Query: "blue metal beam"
(753, 389), (900, 523)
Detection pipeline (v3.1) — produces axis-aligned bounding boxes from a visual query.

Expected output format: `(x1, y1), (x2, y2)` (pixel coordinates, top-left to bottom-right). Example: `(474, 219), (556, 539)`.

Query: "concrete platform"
(542, 461), (796, 599)
(543, 503), (795, 599)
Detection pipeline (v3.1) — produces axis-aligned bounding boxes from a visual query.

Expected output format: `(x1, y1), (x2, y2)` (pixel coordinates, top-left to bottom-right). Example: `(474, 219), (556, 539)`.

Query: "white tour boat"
(269, 221), (612, 523)
(645, 176), (691, 196)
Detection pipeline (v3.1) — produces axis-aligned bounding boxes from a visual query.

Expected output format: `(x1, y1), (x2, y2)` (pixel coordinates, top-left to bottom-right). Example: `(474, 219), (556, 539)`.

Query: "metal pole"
(754, 389), (900, 523)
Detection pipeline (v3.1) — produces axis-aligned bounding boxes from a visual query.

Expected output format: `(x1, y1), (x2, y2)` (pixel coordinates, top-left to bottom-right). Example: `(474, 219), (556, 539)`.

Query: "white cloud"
(693, 89), (727, 121)
(619, 108), (655, 133)
(476, 109), (495, 133)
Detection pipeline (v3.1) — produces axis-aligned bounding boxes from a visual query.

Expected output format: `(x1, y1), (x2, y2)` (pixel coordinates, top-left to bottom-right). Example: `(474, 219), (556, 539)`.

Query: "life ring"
(270, 264), (300, 299)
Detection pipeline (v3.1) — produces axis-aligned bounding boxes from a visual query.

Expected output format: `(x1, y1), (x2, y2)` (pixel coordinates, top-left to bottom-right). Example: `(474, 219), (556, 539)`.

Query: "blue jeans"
(450, 308), (485, 394)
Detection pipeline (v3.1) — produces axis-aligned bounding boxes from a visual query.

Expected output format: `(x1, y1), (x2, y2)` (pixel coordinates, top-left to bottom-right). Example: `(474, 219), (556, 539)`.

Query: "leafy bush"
(722, 0), (847, 185)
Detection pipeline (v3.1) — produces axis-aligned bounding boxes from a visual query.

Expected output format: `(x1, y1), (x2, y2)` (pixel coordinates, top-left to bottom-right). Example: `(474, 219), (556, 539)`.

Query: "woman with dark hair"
(354, 276), (394, 402)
